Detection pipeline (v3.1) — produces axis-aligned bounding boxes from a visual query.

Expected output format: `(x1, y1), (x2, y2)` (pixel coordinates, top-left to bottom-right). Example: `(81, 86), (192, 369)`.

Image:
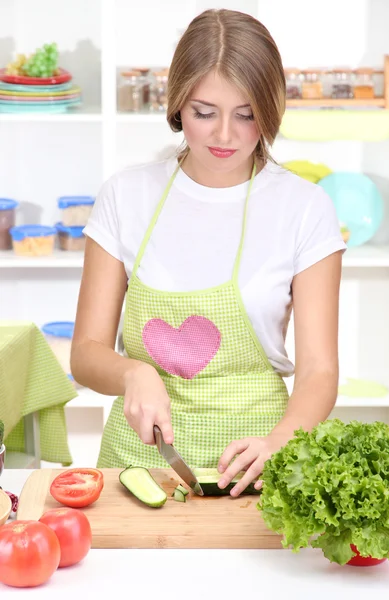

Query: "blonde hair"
(167, 9), (286, 165)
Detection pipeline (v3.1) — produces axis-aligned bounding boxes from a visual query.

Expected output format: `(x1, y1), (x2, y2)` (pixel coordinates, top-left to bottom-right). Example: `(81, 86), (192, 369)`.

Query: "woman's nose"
(215, 116), (233, 145)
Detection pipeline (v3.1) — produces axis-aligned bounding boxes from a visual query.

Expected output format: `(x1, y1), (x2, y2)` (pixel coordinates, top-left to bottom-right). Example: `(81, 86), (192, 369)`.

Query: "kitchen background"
(0, 0), (389, 468)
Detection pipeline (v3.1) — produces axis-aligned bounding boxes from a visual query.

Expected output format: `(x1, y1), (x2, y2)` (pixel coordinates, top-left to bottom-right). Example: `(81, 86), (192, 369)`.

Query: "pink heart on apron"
(142, 315), (221, 379)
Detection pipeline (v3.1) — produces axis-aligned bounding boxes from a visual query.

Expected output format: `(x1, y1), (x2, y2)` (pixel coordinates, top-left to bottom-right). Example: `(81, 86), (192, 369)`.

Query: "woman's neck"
(180, 152), (258, 188)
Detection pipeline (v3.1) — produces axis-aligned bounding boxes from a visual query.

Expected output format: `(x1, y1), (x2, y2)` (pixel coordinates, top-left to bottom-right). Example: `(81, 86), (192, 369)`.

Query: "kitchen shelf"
(0, 250), (84, 268)
(0, 106), (102, 123)
(1, 245), (389, 269)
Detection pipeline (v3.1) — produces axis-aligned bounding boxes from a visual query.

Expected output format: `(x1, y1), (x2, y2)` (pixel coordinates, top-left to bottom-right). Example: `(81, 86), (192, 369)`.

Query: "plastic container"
(41, 321), (74, 377)
(56, 222), (85, 251)
(0, 198), (18, 250)
(58, 196), (94, 227)
(9, 224), (56, 256)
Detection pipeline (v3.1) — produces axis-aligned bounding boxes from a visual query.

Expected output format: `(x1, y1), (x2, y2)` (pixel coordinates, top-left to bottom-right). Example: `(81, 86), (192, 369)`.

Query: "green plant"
(0, 420), (4, 447)
(257, 419), (389, 565)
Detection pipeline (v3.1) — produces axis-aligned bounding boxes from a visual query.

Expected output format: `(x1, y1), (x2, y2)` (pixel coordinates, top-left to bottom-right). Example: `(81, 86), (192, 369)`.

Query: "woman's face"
(180, 70), (260, 176)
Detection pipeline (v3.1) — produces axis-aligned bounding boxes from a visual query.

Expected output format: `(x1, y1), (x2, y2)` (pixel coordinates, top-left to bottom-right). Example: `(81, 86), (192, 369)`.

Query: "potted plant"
(0, 420), (5, 477)
(257, 419), (389, 566)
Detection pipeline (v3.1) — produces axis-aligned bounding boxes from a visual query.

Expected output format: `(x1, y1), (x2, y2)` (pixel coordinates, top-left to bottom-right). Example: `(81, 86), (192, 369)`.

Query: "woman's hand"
(217, 433), (290, 497)
(123, 362), (174, 445)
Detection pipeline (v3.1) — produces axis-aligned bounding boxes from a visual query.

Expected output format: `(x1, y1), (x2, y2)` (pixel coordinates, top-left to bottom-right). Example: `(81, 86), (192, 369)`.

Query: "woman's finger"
(156, 414), (174, 445)
(229, 458), (264, 497)
(217, 448), (257, 490)
(218, 438), (250, 473)
(139, 417), (156, 445)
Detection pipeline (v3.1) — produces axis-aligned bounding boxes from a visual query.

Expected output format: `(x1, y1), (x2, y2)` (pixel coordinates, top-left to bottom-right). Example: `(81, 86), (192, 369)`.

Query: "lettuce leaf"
(257, 419), (389, 565)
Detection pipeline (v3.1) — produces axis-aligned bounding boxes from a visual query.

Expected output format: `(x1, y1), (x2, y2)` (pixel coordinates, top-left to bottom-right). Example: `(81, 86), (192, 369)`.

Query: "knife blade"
(153, 425), (204, 496)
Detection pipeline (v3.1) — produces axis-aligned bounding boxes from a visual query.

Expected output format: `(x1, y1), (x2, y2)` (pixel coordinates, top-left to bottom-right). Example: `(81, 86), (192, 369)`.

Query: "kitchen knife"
(153, 425), (204, 496)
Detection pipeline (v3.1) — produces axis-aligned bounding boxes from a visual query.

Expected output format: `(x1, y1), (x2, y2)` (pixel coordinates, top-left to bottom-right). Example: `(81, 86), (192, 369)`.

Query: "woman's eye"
(238, 114), (254, 121)
(193, 110), (214, 119)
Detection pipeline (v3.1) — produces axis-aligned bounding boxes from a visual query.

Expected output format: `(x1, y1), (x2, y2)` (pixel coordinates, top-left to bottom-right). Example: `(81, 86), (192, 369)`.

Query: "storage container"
(0, 198), (18, 250)
(58, 196), (94, 227)
(41, 321), (74, 378)
(301, 69), (323, 99)
(117, 71), (144, 112)
(353, 68), (374, 99)
(284, 68), (302, 99)
(56, 222), (85, 251)
(9, 224), (56, 256)
(150, 70), (169, 111)
(329, 68), (354, 99)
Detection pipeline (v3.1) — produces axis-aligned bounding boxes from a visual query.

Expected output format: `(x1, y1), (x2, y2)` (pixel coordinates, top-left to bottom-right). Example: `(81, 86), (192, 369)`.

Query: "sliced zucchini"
(175, 484), (189, 497)
(193, 468), (262, 496)
(173, 488), (186, 503)
(119, 466), (167, 508)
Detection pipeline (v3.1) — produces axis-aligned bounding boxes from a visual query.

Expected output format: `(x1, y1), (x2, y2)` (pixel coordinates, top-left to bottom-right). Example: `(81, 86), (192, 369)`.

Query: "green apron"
(97, 161), (289, 469)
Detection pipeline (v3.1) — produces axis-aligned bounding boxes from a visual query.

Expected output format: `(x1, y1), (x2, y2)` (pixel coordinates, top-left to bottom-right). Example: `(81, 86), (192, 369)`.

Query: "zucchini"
(173, 488), (186, 502)
(119, 466), (167, 508)
(175, 484), (189, 497)
(193, 468), (262, 496)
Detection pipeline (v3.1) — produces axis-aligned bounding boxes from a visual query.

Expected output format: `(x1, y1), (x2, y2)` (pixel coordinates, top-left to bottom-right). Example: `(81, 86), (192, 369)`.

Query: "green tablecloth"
(0, 321), (77, 465)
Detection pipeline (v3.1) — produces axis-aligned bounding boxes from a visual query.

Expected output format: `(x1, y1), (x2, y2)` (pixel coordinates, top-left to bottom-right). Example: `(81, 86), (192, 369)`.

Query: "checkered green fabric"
(0, 322), (75, 465)
(97, 161), (289, 470)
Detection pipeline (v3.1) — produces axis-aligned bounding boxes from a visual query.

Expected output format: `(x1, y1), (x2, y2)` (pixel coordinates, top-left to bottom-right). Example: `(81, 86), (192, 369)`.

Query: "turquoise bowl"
(318, 172), (384, 247)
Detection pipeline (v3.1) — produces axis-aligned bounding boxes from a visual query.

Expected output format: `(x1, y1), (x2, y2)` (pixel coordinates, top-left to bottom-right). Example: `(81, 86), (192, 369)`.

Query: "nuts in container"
(0, 198), (18, 250)
(58, 196), (95, 227)
(9, 225), (56, 256)
(56, 223), (85, 251)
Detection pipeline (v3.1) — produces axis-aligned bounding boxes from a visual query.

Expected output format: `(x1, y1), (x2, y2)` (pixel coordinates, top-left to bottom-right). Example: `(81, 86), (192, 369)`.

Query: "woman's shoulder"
(102, 156), (175, 196)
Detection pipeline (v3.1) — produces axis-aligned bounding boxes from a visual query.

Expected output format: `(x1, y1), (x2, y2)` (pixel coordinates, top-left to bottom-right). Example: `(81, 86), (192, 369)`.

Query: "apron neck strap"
(232, 161), (257, 284)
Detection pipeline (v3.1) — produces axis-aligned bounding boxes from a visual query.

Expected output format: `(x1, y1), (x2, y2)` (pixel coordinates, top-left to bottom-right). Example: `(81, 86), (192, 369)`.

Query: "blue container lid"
(58, 196), (95, 209)
(41, 321), (75, 339)
(9, 225), (56, 241)
(55, 222), (85, 238)
(0, 198), (19, 211)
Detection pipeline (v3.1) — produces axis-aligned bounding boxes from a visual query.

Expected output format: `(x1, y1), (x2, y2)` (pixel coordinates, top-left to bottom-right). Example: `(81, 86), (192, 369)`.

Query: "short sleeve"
(294, 186), (347, 275)
(83, 176), (123, 262)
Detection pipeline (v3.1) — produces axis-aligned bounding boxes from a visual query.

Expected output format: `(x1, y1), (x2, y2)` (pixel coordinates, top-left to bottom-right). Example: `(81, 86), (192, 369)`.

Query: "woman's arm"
(271, 249), (343, 440)
(70, 237), (147, 396)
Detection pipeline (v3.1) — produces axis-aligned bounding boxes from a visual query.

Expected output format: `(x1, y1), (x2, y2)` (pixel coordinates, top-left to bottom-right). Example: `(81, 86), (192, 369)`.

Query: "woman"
(71, 9), (346, 497)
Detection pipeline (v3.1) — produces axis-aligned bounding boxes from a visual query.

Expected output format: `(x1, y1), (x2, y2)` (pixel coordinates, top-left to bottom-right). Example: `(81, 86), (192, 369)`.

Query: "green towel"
(0, 321), (77, 465)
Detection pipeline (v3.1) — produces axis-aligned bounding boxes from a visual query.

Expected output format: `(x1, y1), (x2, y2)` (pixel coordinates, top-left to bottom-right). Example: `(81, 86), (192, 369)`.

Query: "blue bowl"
(318, 172), (384, 247)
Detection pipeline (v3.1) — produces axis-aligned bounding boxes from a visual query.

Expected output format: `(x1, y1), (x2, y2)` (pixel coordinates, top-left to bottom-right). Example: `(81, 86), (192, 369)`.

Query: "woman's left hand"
(217, 434), (289, 497)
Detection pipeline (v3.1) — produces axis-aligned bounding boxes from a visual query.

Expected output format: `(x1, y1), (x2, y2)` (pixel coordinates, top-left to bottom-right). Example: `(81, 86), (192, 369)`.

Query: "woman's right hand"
(123, 362), (174, 446)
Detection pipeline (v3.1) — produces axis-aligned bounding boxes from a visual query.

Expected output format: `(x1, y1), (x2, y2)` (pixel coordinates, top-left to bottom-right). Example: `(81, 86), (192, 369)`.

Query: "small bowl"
(0, 489), (12, 526)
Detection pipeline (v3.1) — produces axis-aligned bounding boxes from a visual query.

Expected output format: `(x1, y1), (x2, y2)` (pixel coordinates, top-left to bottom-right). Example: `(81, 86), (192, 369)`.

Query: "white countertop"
(1, 469), (389, 599)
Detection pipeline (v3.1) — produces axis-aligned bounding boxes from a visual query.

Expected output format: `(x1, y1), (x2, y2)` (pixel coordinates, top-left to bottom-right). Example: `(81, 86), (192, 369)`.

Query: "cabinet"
(1, 0), (389, 466)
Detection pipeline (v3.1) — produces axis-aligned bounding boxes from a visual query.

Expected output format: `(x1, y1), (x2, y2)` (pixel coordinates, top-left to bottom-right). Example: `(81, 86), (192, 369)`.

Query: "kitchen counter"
(0, 469), (388, 599)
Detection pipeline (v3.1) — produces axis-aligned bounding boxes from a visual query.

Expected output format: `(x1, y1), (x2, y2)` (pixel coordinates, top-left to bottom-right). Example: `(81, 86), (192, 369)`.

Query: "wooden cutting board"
(16, 468), (283, 549)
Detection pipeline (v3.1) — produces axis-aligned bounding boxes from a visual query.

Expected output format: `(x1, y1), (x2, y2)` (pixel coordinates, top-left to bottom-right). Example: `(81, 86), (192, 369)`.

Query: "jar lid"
(121, 71), (141, 78)
(132, 67), (150, 74)
(332, 67), (353, 73)
(55, 222), (85, 238)
(9, 225), (56, 240)
(0, 198), (19, 211)
(58, 196), (95, 209)
(354, 67), (374, 74)
(284, 68), (301, 74)
(41, 321), (74, 339)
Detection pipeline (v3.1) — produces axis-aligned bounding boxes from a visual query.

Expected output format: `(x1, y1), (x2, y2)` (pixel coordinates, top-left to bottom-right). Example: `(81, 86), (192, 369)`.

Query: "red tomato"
(50, 468), (104, 508)
(39, 508), (92, 568)
(347, 544), (387, 567)
(0, 520), (60, 588)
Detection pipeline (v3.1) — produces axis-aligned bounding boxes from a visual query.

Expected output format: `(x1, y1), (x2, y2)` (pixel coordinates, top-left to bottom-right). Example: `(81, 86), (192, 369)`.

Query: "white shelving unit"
(1, 0), (389, 466)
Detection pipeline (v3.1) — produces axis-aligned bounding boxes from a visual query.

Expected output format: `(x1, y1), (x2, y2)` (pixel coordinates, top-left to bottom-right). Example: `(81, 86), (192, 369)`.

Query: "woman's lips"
(208, 147), (237, 158)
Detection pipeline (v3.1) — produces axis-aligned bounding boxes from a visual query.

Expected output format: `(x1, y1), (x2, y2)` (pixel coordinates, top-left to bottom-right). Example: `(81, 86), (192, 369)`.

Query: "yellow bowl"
(0, 489), (12, 526)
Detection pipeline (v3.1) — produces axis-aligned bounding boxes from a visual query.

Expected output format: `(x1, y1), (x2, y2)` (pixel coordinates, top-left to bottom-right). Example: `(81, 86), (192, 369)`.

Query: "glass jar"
(353, 68), (374, 99)
(372, 69), (384, 98)
(284, 68), (302, 99)
(150, 70), (169, 112)
(117, 71), (144, 112)
(301, 69), (323, 99)
(330, 68), (354, 99)
(133, 67), (151, 107)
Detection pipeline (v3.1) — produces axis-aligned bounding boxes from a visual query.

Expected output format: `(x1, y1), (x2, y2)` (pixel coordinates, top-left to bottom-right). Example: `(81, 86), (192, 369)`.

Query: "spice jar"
(353, 68), (374, 99)
(330, 68), (354, 99)
(284, 68), (302, 99)
(133, 67), (151, 107)
(301, 69), (323, 99)
(150, 70), (168, 112)
(117, 71), (144, 112)
(372, 70), (384, 98)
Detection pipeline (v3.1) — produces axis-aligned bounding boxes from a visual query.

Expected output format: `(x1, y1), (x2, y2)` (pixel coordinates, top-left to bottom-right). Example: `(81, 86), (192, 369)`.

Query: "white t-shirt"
(83, 157), (346, 377)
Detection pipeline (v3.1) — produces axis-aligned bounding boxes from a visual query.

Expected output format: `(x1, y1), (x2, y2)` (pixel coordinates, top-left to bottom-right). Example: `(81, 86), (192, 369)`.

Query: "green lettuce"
(257, 419), (389, 565)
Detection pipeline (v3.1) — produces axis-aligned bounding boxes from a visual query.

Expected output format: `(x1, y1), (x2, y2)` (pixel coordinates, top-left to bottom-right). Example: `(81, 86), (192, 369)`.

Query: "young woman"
(71, 9), (346, 496)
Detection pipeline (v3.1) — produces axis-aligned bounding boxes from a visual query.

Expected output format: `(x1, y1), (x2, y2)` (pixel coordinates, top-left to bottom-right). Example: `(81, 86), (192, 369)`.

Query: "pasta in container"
(57, 196), (95, 227)
(9, 225), (56, 256)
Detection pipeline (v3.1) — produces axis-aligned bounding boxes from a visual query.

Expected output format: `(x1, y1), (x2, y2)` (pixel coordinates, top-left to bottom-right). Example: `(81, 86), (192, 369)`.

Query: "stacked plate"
(0, 68), (82, 114)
